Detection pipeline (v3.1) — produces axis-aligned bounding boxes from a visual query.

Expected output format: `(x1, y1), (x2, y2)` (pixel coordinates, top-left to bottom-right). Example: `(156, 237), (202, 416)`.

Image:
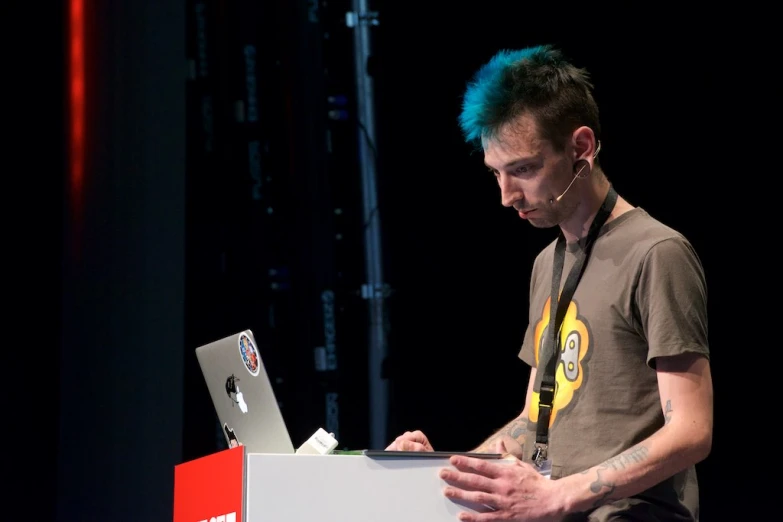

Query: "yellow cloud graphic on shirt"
(529, 296), (591, 426)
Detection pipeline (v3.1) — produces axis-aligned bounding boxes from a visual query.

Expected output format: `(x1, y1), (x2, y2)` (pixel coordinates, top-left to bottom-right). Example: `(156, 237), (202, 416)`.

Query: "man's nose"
(498, 173), (521, 208)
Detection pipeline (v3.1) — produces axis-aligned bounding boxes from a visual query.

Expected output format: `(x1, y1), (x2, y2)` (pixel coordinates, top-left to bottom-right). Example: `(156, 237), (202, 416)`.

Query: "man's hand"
(439, 442), (563, 522)
(385, 430), (434, 452)
(492, 436), (525, 460)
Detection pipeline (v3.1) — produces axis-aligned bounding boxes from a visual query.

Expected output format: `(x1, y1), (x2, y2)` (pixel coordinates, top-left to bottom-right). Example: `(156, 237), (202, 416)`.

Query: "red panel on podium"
(173, 446), (244, 522)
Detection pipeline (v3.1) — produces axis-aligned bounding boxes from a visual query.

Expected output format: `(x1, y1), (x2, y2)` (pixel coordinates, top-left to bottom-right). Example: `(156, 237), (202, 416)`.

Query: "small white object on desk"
(295, 428), (339, 455)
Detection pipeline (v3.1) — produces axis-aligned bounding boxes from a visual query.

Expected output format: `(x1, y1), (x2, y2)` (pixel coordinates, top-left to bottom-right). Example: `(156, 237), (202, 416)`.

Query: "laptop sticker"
(238, 333), (260, 376)
(225, 374), (249, 413)
(224, 422), (240, 446)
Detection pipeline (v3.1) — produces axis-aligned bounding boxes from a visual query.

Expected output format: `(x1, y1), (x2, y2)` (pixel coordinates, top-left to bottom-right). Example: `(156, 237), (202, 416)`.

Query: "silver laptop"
(195, 329), (296, 454)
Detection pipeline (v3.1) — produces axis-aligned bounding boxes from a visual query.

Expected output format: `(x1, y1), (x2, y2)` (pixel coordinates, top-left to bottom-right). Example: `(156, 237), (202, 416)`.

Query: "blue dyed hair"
(458, 45), (600, 152)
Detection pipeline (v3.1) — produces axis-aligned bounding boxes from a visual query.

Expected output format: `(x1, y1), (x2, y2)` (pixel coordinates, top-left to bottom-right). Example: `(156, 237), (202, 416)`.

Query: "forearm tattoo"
(664, 399), (673, 425)
(479, 418), (527, 450)
(597, 445), (649, 471)
(582, 445), (650, 507)
(508, 419), (527, 443)
(589, 469), (615, 507)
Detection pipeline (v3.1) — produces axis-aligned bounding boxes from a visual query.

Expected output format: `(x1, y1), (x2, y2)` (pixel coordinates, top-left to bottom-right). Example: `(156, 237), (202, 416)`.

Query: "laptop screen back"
(195, 330), (296, 454)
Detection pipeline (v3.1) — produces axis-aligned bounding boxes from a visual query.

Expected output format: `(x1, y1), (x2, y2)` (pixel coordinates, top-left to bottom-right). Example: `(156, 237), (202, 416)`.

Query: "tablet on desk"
(363, 450), (502, 459)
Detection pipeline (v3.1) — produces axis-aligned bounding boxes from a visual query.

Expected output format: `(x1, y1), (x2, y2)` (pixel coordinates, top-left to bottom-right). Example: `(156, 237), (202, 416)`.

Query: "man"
(386, 45), (713, 521)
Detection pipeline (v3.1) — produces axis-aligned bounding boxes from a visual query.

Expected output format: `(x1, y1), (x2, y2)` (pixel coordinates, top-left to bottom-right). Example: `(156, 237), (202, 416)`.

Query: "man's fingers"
(443, 487), (501, 511)
(411, 430), (428, 442)
(386, 430), (432, 452)
(497, 436), (524, 459)
(398, 439), (428, 451)
(449, 456), (504, 479)
(403, 430), (429, 445)
(439, 468), (496, 492)
(493, 439), (506, 455)
(386, 439), (424, 451)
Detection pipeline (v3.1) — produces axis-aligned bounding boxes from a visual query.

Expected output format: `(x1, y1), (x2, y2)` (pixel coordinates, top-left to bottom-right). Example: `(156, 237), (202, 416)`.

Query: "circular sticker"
(238, 333), (260, 376)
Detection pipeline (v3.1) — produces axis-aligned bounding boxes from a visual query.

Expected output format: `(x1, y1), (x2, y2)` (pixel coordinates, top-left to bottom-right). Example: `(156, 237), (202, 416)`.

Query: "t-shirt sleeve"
(519, 323), (536, 368)
(518, 257), (541, 368)
(635, 236), (710, 367)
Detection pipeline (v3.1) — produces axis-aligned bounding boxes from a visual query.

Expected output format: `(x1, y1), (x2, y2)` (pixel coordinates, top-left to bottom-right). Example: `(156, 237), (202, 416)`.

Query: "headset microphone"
(553, 162), (588, 202)
(550, 140), (602, 204)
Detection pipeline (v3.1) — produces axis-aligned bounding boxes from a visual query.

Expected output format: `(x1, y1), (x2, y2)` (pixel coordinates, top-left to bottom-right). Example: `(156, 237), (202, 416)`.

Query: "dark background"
(22, 0), (765, 520)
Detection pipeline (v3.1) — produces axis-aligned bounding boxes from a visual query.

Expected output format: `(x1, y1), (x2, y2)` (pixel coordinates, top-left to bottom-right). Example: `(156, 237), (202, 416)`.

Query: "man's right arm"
(471, 367), (537, 455)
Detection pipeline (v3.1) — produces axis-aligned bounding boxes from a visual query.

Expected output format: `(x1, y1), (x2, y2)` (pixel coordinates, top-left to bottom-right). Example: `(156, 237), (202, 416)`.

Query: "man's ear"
(571, 126), (598, 162)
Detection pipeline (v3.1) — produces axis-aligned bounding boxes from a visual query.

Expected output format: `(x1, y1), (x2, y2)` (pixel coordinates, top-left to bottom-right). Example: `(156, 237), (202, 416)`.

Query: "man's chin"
(527, 217), (557, 229)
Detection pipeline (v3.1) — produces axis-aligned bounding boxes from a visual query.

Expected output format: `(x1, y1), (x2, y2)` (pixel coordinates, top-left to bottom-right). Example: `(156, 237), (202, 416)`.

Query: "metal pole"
(346, 1), (387, 450)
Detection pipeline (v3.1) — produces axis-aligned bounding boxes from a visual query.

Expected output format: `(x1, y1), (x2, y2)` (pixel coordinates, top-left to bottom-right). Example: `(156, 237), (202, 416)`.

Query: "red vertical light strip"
(69, 0), (85, 257)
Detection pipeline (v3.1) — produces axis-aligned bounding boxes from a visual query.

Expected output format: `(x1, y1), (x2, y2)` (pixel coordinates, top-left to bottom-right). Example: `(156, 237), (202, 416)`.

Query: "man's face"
(483, 114), (576, 229)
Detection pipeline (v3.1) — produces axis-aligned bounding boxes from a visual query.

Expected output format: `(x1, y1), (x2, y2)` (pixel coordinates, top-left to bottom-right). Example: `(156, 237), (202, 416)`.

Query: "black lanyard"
(532, 186), (618, 467)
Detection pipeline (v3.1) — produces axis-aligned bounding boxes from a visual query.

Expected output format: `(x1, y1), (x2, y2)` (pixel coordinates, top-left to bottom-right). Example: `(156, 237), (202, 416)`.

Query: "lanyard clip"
(532, 443), (548, 467)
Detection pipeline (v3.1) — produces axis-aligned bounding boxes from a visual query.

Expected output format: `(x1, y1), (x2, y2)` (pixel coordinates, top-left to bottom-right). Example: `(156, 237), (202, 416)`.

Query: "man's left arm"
(555, 351), (713, 513)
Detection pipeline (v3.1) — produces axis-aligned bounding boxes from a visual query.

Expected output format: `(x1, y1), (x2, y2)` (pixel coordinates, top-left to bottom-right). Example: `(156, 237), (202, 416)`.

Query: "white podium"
(173, 447), (494, 522)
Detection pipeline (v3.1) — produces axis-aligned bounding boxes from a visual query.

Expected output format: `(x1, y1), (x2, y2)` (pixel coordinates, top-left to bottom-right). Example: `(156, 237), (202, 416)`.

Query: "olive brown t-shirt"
(519, 208), (709, 521)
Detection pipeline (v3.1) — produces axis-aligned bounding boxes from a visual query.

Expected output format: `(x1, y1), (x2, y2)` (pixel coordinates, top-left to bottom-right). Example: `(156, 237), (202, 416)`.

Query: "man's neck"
(559, 182), (631, 243)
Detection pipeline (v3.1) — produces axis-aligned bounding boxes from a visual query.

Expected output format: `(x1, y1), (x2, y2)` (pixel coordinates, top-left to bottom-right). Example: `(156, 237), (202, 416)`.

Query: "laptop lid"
(195, 329), (296, 454)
